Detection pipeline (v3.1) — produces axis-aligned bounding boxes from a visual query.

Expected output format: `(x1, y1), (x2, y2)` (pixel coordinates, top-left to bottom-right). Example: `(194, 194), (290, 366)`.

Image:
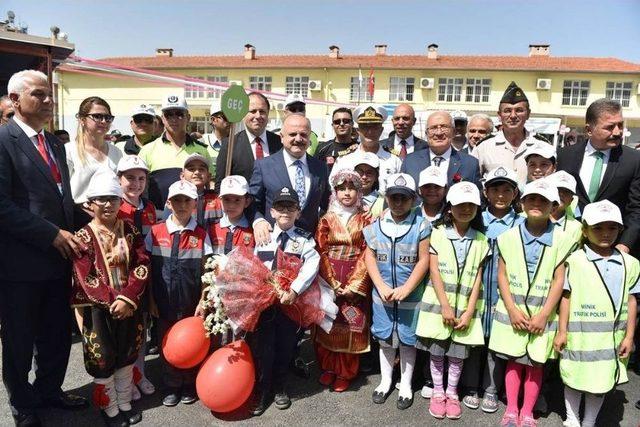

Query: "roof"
(98, 54), (640, 74)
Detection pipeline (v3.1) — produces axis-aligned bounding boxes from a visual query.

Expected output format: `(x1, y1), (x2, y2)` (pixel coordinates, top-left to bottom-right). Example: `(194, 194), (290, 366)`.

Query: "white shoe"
(131, 384), (142, 401)
(137, 377), (155, 395)
(421, 384), (433, 399)
(562, 421), (580, 427)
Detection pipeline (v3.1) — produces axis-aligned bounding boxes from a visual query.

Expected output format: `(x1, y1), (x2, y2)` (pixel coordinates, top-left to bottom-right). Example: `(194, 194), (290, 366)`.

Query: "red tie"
(254, 137), (264, 159)
(399, 139), (407, 160)
(36, 133), (62, 185)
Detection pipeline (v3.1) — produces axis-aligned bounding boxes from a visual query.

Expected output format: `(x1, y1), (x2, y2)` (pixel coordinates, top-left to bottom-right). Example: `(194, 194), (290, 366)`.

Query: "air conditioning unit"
(229, 79), (242, 86)
(275, 101), (286, 111)
(420, 77), (435, 89)
(308, 80), (322, 91)
(536, 78), (552, 90)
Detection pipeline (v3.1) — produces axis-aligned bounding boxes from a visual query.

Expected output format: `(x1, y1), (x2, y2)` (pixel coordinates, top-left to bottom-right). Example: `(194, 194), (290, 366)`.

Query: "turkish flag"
(367, 68), (375, 98)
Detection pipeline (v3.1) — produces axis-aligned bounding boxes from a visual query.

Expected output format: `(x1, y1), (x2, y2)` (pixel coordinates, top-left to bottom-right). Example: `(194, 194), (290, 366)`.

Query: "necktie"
(223, 226), (235, 254)
(294, 159), (306, 207)
(254, 137), (264, 159)
(432, 156), (444, 167)
(272, 232), (290, 271)
(399, 139), (407, 160)
(196, 196), (205, 227)
(588, 151), (604, 201)
(36, 134), (62, 186)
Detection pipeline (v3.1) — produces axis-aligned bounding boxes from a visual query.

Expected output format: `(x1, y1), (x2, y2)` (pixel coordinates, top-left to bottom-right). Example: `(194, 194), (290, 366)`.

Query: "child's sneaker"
(420, 383), (433, 399)
(480, 393), (499, 413)
(429, 393), (446, 419)
(445, 395), (462, 419)
(462, 393), (479, 409)
(500, 412), (518, 427)
(520, 415), (538, 427)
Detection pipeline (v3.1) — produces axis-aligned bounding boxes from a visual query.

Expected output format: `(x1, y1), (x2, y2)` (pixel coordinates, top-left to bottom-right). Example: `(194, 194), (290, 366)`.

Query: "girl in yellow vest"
(489, 178), (576, 427)
(549, 171), (582, 245)
(553, 200), (639, 427)
(415, 181), (490, 420)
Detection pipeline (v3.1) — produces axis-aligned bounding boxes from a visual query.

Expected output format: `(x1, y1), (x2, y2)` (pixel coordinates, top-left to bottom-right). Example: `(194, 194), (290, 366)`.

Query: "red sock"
(504, 360), (524, 415)
(520, 364), (543, 418)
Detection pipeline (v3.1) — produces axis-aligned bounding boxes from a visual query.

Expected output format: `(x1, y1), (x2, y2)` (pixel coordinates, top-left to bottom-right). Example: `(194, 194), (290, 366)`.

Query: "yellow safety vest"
(416, 226), (489, 345)
(489, 224), (576, 363)
(560, 249), (639, 394)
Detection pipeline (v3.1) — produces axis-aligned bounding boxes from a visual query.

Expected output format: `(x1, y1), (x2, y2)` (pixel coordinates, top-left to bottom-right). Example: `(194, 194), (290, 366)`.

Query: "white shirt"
(579, 140), (611, 196)
(65, 141), (123, 203)
(245, 129), (269, 160)
(283, 150), (311, 200)
(394, 134), (416, 155)
(14, 117), (62, 193)
(329, 144), (402, 193)
(429, 146), (452, 171)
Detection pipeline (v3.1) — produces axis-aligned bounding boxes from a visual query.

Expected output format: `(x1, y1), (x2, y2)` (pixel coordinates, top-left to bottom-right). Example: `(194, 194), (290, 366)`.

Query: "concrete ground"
(1, 334), (639, 426)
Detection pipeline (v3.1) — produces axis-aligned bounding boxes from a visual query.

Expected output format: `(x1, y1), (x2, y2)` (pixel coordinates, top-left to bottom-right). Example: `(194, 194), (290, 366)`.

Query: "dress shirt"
(246, 129), (269, 160)
(394, 134), (416, 155)
(283, 150), (310, 199)
(578, 140), (611, 196)
(429, 146), (452, 171)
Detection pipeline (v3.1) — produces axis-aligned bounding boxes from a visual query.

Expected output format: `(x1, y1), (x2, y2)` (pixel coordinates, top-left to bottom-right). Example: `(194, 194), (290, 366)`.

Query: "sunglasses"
(333, 118), (353, 126)
(273, 204), (298, 213)
(133, 115), (154, 124)
(163, 110), (186, 119)
(86, 113), (115, 123)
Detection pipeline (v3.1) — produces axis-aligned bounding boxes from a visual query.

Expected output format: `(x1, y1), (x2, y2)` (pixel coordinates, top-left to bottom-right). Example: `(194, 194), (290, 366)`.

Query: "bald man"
(380, 104), (427, 160)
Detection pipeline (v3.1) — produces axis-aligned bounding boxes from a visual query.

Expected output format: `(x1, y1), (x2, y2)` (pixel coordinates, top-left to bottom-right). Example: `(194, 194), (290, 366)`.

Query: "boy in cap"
(72, 168), (150, 426)
(208, 175), (255, 254)
(145, 180), (213, 407)
(250, 187), (320, 416)
(549, 171), (582, 244)
(525, 142), (556, 182)
(181, 153), (222, 228)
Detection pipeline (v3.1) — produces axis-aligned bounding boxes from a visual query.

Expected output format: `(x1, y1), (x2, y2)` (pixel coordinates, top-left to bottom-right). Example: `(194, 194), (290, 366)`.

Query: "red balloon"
(162, 317), (210, 369)
(196, 340), (255, 413)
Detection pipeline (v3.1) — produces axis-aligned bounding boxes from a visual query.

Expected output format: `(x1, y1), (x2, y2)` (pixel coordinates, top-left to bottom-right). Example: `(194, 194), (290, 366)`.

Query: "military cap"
(500, 81), (528, 104)
(354, 104), (387, 125)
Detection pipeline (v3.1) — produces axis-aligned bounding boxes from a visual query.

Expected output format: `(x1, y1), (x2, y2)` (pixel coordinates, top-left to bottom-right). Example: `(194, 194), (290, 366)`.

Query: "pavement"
(1, 334), (639, 427)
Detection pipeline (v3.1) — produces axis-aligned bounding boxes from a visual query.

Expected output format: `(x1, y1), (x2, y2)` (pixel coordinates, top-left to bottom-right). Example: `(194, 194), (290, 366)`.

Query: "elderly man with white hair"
(0, 69), (88, 426)
(466, 113), (495, 150)
(401, 110), (481, 188)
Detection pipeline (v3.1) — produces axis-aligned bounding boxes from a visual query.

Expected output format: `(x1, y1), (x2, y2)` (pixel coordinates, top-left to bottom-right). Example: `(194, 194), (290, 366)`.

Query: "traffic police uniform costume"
(116, 155), (157, 237)
(116, 104), (157, 156)
(208, 175), (255, 255)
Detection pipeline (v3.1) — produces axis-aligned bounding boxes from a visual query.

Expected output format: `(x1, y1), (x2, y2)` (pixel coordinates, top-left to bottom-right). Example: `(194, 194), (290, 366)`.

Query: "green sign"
(221, 85), (250, 123)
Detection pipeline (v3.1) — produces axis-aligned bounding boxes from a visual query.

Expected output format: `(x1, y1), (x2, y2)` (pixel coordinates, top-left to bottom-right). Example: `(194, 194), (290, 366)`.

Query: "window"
(561, 80), (590, 106)
(389, 77), (415, 101)
(465, 78), (491, 103)
(350, 77), (374, 102)
(250, 76), (272, 91)
(185, 76), (227, 99)
(606, 81), (632, 107)
(285, 76), (309, 96)
(188, 116), (209, 135)
(206, 76), (227, 99)
(437, 78), (463, 102)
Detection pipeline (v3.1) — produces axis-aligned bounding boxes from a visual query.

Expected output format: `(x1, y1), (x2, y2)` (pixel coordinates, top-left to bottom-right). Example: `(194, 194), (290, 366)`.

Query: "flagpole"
(358, 64), (363, 106)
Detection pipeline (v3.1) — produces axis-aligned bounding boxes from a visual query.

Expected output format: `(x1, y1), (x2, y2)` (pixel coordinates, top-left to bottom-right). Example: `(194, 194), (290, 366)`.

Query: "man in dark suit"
(214, 92), (282, 189)
(250, 114), (329, 244)
(379, 104), (427, 159)
(557, 98), (640, 255)
(401, 111), (481, 188)
(0, 70), (88, 426)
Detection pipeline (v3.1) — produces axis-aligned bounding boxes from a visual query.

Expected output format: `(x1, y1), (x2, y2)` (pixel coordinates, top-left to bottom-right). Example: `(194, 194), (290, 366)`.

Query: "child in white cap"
(416, 181), (490, 420)
(525, 143), (556, 182)
(208, 175), (254, 254)
(353, 152), (385, 218)
(181, 153), (222, 228)
(418, 166), (447, 223)
(363, 173), (430, 410)
(549, 171), (582, 244)
(489, 178), (577, 427)
(71, 168), (150, 426)
(554, 200), (639, 427)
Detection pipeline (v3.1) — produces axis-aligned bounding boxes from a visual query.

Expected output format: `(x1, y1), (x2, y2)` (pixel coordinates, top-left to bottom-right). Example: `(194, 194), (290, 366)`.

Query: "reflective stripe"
(512, 293), (545, 307)
(372, 293), (394, 308)
(566, 320), (627, 333)
(152, 246), (203, 260)
(420, 302), (481, 318)
(493, 310), (557, 331)
(443, 282), (474, 297)
(562, 348), (617, 362)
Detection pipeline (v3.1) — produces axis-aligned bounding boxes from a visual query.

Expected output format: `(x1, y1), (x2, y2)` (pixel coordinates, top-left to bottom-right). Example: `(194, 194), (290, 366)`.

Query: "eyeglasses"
(426, 124), (451, 134)
(163, 110), (186, 119)
(90, 196), (120, 206)
(333, 118), (353, 126)
(273, 204), (298, 213)
(86, 113), (115, 123)
(133, 115), (154, 124)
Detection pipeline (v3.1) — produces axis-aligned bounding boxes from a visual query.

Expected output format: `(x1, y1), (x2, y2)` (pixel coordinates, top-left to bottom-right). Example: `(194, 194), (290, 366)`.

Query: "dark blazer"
(214, 129), (282, 189)
(380, 135), (428, 153)
(0, 119), (74, 281)
(249, 149), (329, 233)
(401, 146), (482, 189)
(557, 141), (640, 251)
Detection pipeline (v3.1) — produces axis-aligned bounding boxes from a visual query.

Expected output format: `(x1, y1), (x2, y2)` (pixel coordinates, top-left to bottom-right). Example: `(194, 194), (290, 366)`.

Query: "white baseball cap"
(117, 155), (149, 174)
(521, 178), (559, 203)
(447, 181), (481, 206)
(285, 93), (306, 108)
(483, 166), (518, 188)
(131, 104), (156, 118)
(219, 175), (249, 197)
(418, 166), (447, 188)
(167, 180), (198, 200)
(525, 142), (556, 162)
(451, 110), (468, 123)
(582, 200), (623, 226)
(85, 167), (123, 200)
(161, 94), (188, 111)
(353, 151), (380, 169)
(549, 170), (577, 194)
(209, 99), (222, 116)
(183, 153), (211, 169)
(385, 173), (416, 197)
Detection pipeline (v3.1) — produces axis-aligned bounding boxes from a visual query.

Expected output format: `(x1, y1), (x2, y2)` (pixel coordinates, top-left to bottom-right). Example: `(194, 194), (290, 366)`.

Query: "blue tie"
(294, 159), (306, 207)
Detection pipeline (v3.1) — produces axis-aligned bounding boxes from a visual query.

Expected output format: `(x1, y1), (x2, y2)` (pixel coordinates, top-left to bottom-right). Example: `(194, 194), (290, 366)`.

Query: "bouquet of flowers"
(200, 255), (233, 337)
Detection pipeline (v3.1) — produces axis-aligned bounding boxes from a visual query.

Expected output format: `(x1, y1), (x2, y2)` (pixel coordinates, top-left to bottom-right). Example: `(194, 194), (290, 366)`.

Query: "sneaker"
(162, 389), (180, 407)
(429, 393), (446, 419)
(481, 393), (499, 413)
(463, 393), (479, 409)
(180, 387), (198, 405)
(137, 377), (155, 395)
(562, 421), (580, 427)
(500, 412), (519, 427)
(274, 389), (291, 410)
(445, 395), (462, 420)
(420, 383), (433, 399)
(520, 415), (538, 427)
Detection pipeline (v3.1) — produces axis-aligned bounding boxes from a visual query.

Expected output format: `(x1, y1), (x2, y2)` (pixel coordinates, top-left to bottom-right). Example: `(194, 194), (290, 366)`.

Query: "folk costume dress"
(314, 210), (371, 380)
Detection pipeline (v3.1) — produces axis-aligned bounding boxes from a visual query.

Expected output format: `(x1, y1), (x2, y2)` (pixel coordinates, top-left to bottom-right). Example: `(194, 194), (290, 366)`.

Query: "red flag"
(367, 68), (375, 98)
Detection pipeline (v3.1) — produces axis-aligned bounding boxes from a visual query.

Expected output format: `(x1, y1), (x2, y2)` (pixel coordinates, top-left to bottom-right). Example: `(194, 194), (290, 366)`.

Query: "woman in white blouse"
(66, 96), (123, 229)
